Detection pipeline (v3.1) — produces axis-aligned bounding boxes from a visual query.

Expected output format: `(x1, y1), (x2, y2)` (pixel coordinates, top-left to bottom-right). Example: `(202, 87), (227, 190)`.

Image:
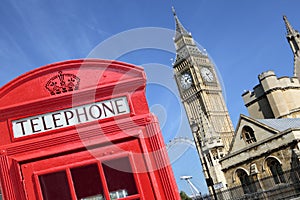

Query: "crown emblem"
(45, 71), (80, 95)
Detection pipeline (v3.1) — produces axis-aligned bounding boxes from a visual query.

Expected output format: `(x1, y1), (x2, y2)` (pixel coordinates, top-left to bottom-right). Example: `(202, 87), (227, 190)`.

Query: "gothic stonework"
(284, 16), (300, 80)
(220, 115), (300, 198)
(219, 16), (300, 198)
(171, 8), (234, 194)
(172, 9), (300, 198)
(242, 71), (300, 119)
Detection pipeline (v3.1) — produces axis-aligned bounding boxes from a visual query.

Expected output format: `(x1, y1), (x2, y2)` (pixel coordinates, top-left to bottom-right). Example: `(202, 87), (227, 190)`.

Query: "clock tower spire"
(172, 7), (190, 41)
(283, 15), (300, 79)
(171, 8), (234, 193)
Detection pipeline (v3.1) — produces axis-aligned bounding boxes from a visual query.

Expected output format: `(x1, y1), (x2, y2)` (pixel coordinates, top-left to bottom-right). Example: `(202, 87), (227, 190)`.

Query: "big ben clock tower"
(172, 8), (234, 193)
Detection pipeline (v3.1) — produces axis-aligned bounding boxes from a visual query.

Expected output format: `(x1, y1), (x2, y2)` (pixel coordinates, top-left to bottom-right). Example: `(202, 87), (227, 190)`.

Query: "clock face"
(180, 73), (192, 89)
(200, 67), (214, 82)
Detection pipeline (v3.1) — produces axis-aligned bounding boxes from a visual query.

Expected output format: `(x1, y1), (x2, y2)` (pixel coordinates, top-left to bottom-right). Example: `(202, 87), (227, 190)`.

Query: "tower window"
(241, 126), (256, 144)
(206, 153), (213, 166)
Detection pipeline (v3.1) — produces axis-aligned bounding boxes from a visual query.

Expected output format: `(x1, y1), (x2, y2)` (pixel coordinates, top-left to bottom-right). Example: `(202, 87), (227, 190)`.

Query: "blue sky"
(1, 0), (300, 196)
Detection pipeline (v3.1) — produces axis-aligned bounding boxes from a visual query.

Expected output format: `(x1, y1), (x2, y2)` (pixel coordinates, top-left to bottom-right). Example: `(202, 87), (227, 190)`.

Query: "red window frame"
(32, 153), (141, 200)
(20, 136), (156, 200)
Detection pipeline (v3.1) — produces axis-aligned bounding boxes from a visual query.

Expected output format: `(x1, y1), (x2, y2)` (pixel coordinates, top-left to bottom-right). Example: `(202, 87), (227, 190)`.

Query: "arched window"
(266, 158), (286, 184)
(241, 126), (256, 144)
(236, 169), (257, 194)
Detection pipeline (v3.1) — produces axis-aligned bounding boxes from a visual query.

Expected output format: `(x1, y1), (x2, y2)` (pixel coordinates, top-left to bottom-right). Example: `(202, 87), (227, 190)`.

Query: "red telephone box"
(0, 59), (180, 200)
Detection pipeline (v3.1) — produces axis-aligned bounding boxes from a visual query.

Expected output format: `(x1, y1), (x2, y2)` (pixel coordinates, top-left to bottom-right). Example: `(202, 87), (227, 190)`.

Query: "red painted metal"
(0, 59), (180, 200)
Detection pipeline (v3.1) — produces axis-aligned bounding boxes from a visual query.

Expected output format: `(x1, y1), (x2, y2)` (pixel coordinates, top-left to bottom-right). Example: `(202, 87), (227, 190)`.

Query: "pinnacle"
(172, 7), (190, 40)
(283, 15), (296, 36)
(172, 6), (176, 16)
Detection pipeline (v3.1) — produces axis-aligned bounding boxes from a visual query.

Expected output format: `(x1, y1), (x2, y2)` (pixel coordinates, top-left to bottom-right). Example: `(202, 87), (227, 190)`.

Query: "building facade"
(220, 115), (300, 199)
(172, 9), (300, 199)
(219, 16), (300, 199)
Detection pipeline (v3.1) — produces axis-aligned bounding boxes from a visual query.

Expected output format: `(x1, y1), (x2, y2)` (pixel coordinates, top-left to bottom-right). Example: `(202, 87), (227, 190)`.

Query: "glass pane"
(102, 157), (138, 199)
(71, 163), (104, 200)
(39, 171), (72, 200)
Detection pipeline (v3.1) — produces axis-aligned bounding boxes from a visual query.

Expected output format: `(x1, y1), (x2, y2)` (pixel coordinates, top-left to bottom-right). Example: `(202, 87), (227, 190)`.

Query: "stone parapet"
(242, 70), (300, 119)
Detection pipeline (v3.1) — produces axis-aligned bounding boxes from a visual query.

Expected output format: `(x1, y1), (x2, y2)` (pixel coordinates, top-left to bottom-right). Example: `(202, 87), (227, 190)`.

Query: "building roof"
(257, 118), (300, 132)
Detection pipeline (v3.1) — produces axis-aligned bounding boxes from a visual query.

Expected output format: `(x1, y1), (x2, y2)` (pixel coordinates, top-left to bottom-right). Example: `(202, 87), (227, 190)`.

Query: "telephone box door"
(21, 139), (155, 200)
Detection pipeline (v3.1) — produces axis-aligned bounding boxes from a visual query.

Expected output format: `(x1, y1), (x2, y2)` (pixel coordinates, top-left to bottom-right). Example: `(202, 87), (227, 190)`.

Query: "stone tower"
(242, 71), (300, 119)
(171, 8), (234, 192)
(283, 15), (300, 79)
(242, 16), (300, 119)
